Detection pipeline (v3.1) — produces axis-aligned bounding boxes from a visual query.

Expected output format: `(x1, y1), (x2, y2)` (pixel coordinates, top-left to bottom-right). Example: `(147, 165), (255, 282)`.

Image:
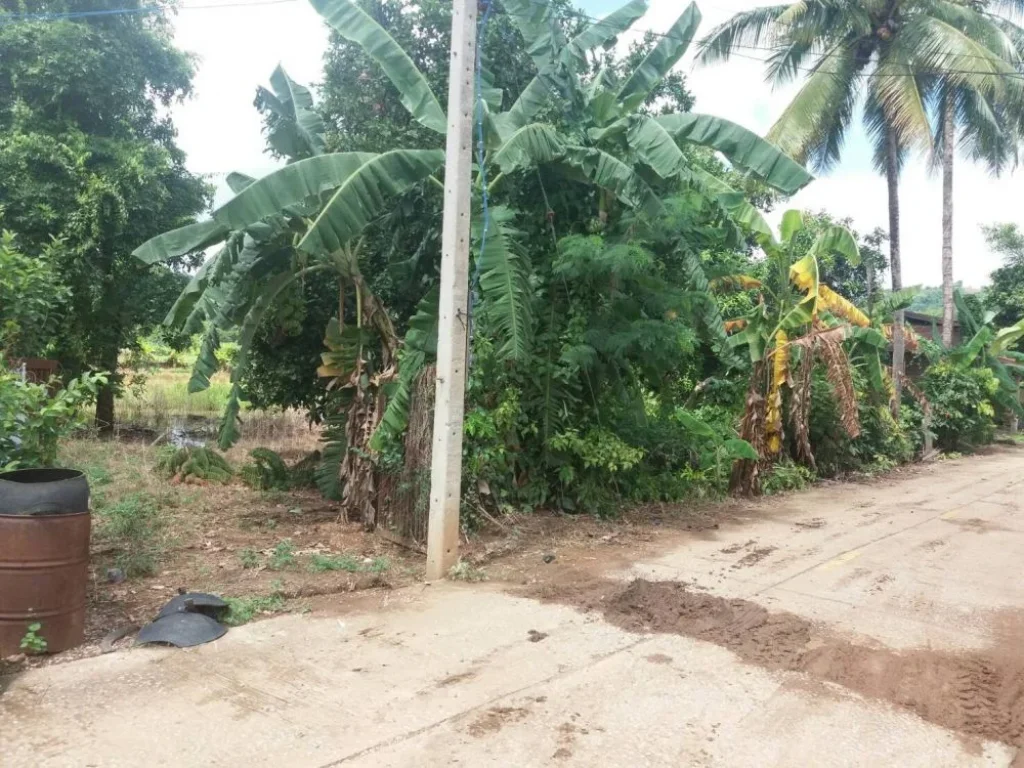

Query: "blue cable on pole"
(466, 0), (493, 362)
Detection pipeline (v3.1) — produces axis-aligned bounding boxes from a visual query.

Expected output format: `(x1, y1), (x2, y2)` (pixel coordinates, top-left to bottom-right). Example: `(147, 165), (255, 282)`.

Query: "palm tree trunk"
(941, 96), (955, 348)
(886, 127), (905, 416)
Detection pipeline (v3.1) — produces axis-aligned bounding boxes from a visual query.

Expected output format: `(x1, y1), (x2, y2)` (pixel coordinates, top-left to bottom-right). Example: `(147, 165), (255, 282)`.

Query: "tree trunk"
(94, 346), (118, 434)
(886, 127), (905, 416)
(941, 95), (956, 348)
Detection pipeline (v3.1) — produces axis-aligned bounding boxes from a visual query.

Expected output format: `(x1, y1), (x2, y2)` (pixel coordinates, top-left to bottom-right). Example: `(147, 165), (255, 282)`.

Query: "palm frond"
(766, 42), (862, 172)
(474, 207), (534, 362)
(697, 4), (790, 67)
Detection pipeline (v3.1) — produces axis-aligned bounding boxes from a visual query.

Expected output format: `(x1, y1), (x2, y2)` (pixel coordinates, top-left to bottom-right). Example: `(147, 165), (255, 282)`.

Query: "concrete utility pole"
(425, 0), (477, 580)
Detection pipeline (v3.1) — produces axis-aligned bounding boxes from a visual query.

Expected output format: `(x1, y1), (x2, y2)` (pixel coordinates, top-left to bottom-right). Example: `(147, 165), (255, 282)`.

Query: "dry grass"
(53, 434), (423, 666)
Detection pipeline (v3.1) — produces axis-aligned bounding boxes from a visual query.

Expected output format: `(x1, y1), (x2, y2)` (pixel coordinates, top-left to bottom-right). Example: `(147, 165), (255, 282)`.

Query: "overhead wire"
(4, 0), (1024, 79)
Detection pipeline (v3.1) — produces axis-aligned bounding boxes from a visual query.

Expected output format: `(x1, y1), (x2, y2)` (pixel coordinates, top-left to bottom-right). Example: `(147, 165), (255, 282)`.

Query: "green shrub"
(761, 460), (815, 495)
(919, 361), (998, 450)
(807, 366), (915, 476)
(0, 370), (106, 470)
(239, 448), (289, 490)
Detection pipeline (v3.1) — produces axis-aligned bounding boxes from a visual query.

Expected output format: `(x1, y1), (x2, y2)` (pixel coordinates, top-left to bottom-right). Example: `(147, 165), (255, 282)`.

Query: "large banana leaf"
(562, 147), (666, 217)
(370, 287), (439, 451)
(473, 207), (534, 362)
(566, 0), (648, 67)
(625, 117), (773, 237)
(501, 0), (564, 72)
(501, 0), (649, 134)
(617, 3), (701, 110)
(298, 150), (445, 254)
(134, 219), (229, 265)
(990, 318), (1024, 356)
(808, 225), (860, 265)
(256, 65), (327, 158)
(687, 169), (773, 238)
(215, 152), (377, 231)
(309, 0), (447, 135)
(655, 113), (814, 195)
(779, 210), (804, 244)
(492, 123), (567, 173)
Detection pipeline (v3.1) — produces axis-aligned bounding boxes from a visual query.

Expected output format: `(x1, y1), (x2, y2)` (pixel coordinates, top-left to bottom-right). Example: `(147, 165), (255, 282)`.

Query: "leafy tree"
(699, 0), (1024, 406)
(0, 231), (68, 359)
(134, 0), (811, 516)
(985, 222), (1024, 327)
(0, 0), (211, 428)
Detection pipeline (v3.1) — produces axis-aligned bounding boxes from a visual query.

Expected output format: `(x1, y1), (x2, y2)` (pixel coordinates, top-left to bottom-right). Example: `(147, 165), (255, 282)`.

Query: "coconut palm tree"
(929, 2), (1024, 346)
(698, 0), (1024, 409)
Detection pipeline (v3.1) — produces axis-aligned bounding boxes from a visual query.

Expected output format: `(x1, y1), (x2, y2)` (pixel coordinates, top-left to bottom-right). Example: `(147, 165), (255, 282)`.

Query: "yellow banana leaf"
(818, 285), (869, 328)
(710, 274), (763, 292)
(789, 254), (819, 295)
(765, 329), (788, 456)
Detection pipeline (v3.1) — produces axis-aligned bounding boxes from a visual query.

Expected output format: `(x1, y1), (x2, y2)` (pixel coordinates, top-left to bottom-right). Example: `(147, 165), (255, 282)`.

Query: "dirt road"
(3, 449), (1024, 766)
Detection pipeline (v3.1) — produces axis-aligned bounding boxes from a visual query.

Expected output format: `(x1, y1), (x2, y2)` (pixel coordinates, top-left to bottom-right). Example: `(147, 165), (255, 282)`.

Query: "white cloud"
(167, 0), (1023, 285)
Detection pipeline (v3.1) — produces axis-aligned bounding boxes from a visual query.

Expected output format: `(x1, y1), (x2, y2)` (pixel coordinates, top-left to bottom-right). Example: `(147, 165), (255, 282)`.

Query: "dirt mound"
(604, 580), (810, 669)
(545, 579), (1024, 750)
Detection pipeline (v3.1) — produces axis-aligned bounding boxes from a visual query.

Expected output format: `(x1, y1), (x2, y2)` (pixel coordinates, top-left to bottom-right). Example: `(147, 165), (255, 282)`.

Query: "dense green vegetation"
(0, 0), (211, 428)
(2, 0), (1023, 520)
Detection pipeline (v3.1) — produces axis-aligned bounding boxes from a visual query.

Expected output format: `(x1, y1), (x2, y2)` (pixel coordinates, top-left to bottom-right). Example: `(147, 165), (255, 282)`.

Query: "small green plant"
(367, 557), (391, 574)
(761, 460), (815, 496)
(223, 593), (286, 626)
(238, 548), (261, 569)
(307, 553), (361, 573)
(1, 370), (107, 470)
(448, 560), (486, 582)
(239, 448), (290, 490)
(155, 445), (232, 483)
(19, 622), (47, 654)
(96, 493), (163, 577)
(268, 539), (296, 570)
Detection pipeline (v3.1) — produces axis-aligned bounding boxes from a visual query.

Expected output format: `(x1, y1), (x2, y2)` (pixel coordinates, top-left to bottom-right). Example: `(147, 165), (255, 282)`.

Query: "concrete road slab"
(3, 449), (1024, 767)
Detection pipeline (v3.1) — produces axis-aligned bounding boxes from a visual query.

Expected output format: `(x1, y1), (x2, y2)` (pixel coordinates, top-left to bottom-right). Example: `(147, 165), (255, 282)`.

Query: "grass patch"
(223, 593), (287, 626)
(238, 547), (261, 569)
(307, 553), (361, 573)
(118, 368), (232, 423)
(306, 553), (391, 574)
(95, 492), (164, 578)
(268, 539), (296, 570)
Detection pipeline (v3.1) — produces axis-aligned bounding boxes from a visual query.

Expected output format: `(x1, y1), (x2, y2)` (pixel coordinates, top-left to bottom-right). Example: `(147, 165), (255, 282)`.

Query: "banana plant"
(134, 0), (815, 504)
(712, 211), (884, 492)
(313, 0), (815, 436)
(944, 289), (1024, 419)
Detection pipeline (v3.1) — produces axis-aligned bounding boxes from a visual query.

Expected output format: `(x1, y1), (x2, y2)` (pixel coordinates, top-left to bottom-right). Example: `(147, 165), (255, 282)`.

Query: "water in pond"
(114, 415), (218, 448)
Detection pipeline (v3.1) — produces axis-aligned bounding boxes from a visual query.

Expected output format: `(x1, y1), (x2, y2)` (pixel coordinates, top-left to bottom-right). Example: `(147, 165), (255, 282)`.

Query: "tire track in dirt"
(528, 578), (1024, 752)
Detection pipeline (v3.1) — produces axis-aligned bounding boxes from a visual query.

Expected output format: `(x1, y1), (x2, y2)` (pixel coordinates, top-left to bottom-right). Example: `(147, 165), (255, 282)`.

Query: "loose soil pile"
(552, 578), (1024, 752)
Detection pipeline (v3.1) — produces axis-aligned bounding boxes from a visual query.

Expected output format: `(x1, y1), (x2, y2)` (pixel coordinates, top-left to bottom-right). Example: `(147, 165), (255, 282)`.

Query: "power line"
(4, 0), (1024, 79)
(0, 0), (297, 23)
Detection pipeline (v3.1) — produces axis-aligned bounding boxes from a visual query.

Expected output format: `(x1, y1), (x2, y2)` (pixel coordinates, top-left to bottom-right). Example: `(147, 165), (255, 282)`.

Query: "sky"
(169, 0), (1024, 288)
